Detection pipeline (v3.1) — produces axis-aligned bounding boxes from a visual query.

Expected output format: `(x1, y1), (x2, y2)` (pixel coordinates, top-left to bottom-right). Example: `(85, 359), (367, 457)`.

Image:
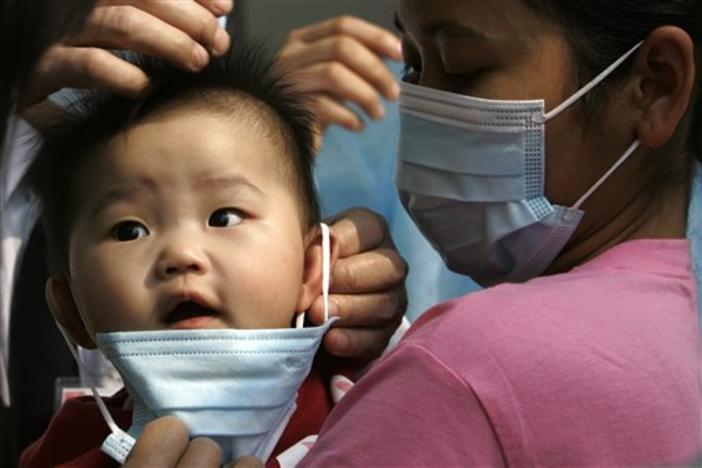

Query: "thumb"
(224, 455), (265, 468)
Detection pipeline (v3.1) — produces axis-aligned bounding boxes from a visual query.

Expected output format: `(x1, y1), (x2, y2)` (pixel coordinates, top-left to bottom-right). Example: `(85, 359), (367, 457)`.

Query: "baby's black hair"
(30, 43), (319, 278)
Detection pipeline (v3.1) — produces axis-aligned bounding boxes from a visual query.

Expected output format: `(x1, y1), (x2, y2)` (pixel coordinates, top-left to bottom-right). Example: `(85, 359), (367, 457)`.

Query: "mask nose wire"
(542, 41), (643, 123)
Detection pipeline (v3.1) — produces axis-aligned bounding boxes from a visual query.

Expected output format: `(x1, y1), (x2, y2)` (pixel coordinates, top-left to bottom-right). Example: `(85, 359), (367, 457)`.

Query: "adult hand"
(22, 0), (234, 108)
(225, 456), (264, 468)
(308, 208), (408, 359)
(275, 16), (402, 133)
(123, 416), (223, 467)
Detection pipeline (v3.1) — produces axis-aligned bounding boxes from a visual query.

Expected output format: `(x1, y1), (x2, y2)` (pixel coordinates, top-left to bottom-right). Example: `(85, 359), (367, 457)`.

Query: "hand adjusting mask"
(58, 223), (337, 464)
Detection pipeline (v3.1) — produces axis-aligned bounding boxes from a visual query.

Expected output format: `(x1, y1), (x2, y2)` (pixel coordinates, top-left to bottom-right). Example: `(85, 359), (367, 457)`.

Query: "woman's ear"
(296, 224), (340, 313)
(46, 277), (97, 349)
(633, 26), (695, 148)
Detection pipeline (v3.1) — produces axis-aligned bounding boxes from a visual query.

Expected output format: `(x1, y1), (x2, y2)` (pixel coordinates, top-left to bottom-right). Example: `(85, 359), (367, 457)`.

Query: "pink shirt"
(300, 239), (702, 466)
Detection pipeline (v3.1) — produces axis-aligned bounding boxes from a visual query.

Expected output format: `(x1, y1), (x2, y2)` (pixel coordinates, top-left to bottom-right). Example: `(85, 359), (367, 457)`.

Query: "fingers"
(71, 6), (209, 72)
(30, 45), (150, 100)
(195, 0), (235, 17)
(176, 437), (223, 467)
(286, 16), (402, 61)
(276, 15), (401, 129)
(309, 286), (408, 328)
(323, 322), (401, 359)
(107, 0), (231, 55)
(22, 1), (233, 107)
(330, 249), (408, 294)
(289, 62), (386, 120)
(313, 208), (409, 359)
(279, 35), (399, 101)
(311, 94), (364, 132)
(224, 456), (265, 468)
(326, 208), (391, 258)
(124, 415), (190, 467)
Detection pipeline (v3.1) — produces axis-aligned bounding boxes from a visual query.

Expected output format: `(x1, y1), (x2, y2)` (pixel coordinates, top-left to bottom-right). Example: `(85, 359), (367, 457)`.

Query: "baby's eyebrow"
(90, 182), (153, 218)
(194, 174), (264, 196)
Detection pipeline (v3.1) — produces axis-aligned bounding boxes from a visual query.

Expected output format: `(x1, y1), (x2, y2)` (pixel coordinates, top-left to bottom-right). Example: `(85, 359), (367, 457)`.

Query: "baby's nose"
(157, 242), (210, 278)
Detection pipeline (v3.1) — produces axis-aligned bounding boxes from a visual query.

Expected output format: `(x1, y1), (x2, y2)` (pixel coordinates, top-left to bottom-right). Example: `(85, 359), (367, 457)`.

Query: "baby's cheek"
(72, 262), (144, 333)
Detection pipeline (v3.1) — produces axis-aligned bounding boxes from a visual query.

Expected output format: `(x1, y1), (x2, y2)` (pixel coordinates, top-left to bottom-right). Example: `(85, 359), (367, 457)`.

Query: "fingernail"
(374, 105), (386, 120)
(192, 44), (209, 70)
(389, 81), (401, 100)
(212, 28), (230, 56)
(393, 40), (404, 60)
(214, 0), (233, 15)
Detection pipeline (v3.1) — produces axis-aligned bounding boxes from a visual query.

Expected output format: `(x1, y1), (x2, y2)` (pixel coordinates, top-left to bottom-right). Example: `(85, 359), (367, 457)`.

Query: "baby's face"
(65, 109), (309, 335)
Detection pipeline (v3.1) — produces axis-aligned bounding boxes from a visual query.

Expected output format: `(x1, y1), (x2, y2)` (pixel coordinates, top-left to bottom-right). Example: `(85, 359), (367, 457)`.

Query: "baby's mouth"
(164, 300), (220, 328)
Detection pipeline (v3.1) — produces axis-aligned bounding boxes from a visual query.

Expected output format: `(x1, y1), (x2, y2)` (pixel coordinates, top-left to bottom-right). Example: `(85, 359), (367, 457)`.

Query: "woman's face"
(396, 0), (653, 271)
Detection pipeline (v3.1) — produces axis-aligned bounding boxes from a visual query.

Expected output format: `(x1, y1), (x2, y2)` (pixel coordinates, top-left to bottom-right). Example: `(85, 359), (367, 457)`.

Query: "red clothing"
(21, 359), (338, 468)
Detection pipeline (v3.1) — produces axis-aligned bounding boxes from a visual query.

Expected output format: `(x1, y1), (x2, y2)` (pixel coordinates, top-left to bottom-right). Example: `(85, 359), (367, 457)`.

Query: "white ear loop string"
(56, 324), (122, 435)
(56, 323), (135, 463)
(295, 222), (331, 328)
(543, 41), (643, 122)
(321, 223), (331, 322)
(572, 140), (641, 210)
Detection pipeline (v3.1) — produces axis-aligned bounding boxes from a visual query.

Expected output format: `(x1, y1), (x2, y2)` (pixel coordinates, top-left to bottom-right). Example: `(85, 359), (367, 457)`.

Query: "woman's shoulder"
(403, 239), (697, 378)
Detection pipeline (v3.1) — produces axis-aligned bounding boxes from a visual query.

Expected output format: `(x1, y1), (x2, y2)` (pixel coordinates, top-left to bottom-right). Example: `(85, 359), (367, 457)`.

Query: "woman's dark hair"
(523, 0), (702, 188)
(0, 0), (97, 148)
(30, 44), (319, 277)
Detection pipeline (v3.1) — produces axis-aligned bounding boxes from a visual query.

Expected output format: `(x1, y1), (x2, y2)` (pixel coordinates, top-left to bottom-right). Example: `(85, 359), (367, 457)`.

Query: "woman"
(299, 1), (702, 465)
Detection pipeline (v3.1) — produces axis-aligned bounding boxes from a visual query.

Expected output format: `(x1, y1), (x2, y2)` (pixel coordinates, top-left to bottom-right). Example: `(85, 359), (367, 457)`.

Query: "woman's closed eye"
(402, 64), (421, 84)
(209, 208), (243, 228)
(112, 221), (149, 242)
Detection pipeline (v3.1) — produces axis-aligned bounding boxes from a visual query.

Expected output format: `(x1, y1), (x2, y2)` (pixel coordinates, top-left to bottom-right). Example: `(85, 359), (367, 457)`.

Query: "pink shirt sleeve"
(299, 343), (506, 466)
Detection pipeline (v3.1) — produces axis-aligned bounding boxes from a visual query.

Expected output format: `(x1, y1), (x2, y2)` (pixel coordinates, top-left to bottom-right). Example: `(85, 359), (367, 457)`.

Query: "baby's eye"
(209, 208), (243, 228)
(111, 221), (149, 242)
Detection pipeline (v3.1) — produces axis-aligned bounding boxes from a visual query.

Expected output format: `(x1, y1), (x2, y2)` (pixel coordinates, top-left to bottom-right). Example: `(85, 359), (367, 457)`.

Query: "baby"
(21, 46), (348, 467)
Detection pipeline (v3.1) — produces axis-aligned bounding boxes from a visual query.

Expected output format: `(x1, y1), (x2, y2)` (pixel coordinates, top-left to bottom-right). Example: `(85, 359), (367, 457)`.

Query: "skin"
(222, 1), (697, 465)
(21, 4), (408, 361)
(278, 16), (408, 356)
(276, 16), (403, 133)
(52, 14), (415, 467)
(397, 0), (693, 276)
(48, 105), (333, 343)
(23, 0), (234, 107)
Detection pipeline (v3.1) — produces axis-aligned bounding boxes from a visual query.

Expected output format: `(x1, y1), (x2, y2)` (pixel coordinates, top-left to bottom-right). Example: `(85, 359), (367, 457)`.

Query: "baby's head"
(31, 46), (335, 349)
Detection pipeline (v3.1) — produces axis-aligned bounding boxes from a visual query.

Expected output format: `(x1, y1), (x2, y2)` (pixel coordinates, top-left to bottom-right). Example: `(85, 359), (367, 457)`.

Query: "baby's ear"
(296, 225), (339, 313)
(46, 277), (97, 349)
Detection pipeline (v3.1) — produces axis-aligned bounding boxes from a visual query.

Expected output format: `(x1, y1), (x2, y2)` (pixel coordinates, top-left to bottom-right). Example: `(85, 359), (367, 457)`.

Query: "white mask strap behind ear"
(295, 222), (331, 329)
(56, 323), (136, 464)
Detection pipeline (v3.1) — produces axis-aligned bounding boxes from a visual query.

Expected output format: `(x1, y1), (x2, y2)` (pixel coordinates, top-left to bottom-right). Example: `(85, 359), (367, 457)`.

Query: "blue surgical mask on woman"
(395, 42), (643, 286)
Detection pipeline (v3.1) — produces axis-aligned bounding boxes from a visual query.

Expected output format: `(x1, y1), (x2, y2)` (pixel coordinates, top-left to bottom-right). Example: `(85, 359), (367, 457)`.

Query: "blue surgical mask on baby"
(395, 42), (643, 286)
(58, 223), (336, 465)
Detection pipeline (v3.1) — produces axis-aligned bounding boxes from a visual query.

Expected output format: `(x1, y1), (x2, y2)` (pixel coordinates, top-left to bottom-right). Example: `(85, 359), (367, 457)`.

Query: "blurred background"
(231, 1), (396, 50)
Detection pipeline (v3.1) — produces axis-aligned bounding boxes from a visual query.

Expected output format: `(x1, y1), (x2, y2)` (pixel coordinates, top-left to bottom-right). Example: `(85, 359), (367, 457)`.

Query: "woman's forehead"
(397, 0), (551, 40)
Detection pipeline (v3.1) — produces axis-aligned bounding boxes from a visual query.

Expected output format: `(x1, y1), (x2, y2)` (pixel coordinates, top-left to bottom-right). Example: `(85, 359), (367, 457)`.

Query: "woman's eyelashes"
(209, 208), (244, 228)
(112, 220), (149, 242)
(402, 64), (421, 84)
